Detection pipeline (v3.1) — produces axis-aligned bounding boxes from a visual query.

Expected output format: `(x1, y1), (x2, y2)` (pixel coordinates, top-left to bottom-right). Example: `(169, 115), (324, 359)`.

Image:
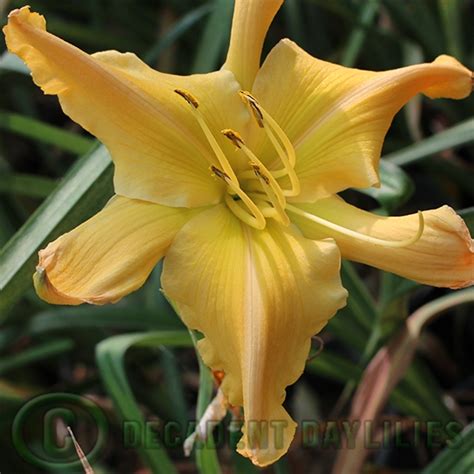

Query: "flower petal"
(4, 7), (248, 207)
(293, 196), (474, 289)
(251, 39), (472, 201)
(34, 195), (199, 305)
(162, 205), (347, 466)
(223, 0), (283, 90)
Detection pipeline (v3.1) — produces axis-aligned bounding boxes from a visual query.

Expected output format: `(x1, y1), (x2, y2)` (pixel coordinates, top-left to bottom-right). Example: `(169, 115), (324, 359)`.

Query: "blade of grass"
(459, 207), (474, 234)
(340, 0), (381, 67)
(438, 0), (463, 60)
(145, 3), (213, 65)
(0, 145), (113, 320)
(0, 111), (94, 155)
(306, 350), (363, 383)
(189, 331), (222, 474)
(0, 173), (57, 199)
(356, 160), (414, 212)
(422, 423), (474, 474)
(385, 118), (474, 167)
(192, 0), (233, 73)
(0, 203), (16, 248)
(283, 0), (306, 48)
(25, 306), (184, 336)
(96, 330), (192, 474)
(334, 289), (473, 474)
(0, 338), (74, 375)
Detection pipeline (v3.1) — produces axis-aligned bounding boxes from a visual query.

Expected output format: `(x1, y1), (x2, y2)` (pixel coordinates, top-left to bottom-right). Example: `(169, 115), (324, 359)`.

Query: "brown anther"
(221, 129), (244, 149)
(239, 90), (264, 128)
(210, 165), (230, 181)
(174, 89), (199, 108)
(251, 164), (270, 184)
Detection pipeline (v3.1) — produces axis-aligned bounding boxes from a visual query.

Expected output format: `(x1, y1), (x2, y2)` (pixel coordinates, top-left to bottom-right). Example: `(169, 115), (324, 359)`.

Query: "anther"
(238, 91), (300, 196)
(221, 129), (244, 149)
(252, 165), (270, 185)
(239, 91), (263, 127)
(210, 165), (230, 181)
(176, 89), (239, 185)
(174, 89), (199, 108)
(223, 130), (286, 209)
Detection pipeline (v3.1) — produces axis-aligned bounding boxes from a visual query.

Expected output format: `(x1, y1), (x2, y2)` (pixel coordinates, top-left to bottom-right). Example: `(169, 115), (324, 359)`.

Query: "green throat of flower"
(174, 88), (425, 249)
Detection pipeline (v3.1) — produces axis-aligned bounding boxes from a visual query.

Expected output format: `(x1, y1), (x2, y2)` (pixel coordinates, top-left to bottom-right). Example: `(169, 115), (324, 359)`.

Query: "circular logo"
(12, 392), (109, 470)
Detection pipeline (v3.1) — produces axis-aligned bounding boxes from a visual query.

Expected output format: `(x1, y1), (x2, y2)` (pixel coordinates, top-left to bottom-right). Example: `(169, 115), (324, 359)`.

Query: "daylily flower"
(4, 1), (473, 466)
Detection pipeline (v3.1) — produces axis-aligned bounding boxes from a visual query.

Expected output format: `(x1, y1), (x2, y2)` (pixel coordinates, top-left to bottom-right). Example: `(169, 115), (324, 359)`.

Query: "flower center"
(174, 88), (425, 249)
(175, 89), (299, 230)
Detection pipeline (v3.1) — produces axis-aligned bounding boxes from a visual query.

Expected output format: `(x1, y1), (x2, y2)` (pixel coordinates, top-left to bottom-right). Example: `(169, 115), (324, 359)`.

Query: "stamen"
(174, 89), (199, 108)
(286, 204), (425, 248)
(239, 91), (300, 197)
(212, 166), (266, 230)
(174, 89), (239, 186)
(210, 166), (230, 181)
(239, 91), (263, 127)
(221, 128), (244, 149)
(221, 129), (286, 208)
(252, 166), (289, 226)
(264, 125), (301, 197)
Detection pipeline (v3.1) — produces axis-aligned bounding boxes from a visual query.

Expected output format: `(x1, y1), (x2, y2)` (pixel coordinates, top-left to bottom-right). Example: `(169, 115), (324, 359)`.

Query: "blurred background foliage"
(0, 0), (473, 473)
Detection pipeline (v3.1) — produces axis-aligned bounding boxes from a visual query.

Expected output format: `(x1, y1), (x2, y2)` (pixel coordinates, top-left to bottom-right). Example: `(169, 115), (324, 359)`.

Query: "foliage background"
(0, 0), (473, 472)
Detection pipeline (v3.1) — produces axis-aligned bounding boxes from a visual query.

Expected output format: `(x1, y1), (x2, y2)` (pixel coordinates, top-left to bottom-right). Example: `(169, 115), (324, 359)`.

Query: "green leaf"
(422, 423), (474, 474)
(0, 111), (94, 155)
(0, 338), (74, 376)
(459, 207), (474, 234)
(192, 0), (233, 73)
(0, 173), (57, 199)
(438, 0), (463, 60)
(306, 350), (362, 382)
(189, 331), (222, 474)
(355, 160), (414, 212)
(385, 118), (474, 167)
(340, 0), (381, 67)
(0, 145), (113, 320)
(25, 305), (184, 336)
(96, 331), (192, 474)
(145, 4), (213, 65)
(283, 0), (306, 48)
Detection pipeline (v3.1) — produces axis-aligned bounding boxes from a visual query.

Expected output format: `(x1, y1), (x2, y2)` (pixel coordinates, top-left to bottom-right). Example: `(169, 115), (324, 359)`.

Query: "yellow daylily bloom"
(4, 1), (473, 466)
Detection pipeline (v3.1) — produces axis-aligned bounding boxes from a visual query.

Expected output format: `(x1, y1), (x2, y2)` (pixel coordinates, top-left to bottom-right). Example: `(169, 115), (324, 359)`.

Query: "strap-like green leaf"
(355, 160), (414, 212)
(422, 423), (474, 473)
(96, 331), (192, 474)
(385, 118), (474, 166)
(0, 145), (113, 320)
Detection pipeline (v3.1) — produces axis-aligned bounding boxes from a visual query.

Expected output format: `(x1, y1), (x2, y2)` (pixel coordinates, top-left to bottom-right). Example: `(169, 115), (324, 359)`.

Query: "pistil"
(286, 204), (425, 248)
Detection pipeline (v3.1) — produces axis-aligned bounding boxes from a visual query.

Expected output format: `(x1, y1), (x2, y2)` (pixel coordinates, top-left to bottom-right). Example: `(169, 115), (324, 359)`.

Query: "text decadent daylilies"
(4, 1), (473, 466)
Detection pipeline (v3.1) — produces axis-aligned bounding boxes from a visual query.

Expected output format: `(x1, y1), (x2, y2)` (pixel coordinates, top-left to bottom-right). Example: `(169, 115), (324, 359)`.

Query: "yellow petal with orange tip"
(3, 6), (248, 208)
(33, 195), (199, 305)
(251, 39), (473, 201)
(223, 0), (283, 91)
(161, 205), (347, 466)
(292, 195), (474, 289)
